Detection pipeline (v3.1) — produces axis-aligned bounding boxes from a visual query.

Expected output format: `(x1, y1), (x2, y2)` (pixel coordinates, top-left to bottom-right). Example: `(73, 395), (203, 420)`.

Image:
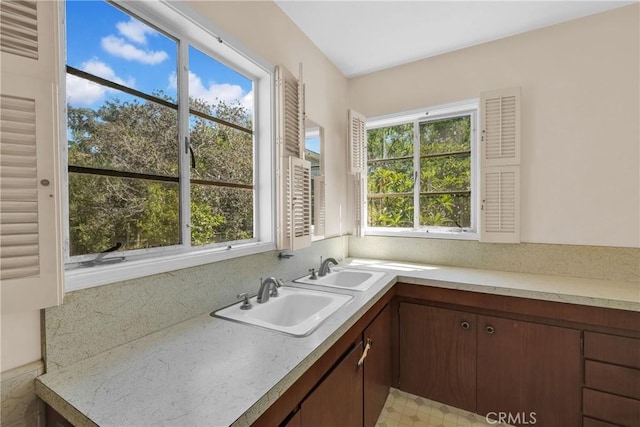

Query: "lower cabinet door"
(476, 315), (581, 427)
(398, 303), (477, 412)
(300, 341), (364, 426)
(364, 304), (392, 427)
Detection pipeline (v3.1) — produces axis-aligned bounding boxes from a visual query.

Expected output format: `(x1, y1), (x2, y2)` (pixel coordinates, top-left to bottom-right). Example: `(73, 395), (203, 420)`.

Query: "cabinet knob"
(460, 321), (470, 330)
(485, 325), (495, 335)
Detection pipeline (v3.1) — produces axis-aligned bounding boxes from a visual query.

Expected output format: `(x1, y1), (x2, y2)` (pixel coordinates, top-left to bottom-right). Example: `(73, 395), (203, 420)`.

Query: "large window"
(64, 1), (271, 273)
(367, 106), (477, 234)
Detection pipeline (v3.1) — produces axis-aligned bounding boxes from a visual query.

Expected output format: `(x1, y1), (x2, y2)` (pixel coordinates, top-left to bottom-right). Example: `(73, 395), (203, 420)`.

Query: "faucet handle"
(237, 293), (252, 310)
(309, 268), (318, 280)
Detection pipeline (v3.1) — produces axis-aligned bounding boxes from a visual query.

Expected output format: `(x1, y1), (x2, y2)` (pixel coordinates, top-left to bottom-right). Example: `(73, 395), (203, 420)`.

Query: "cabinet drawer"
(585, 360), (640, 400)
(583, 388), (640, 427)
(583, 417), (619, 427)
(584, 332), (640, 369)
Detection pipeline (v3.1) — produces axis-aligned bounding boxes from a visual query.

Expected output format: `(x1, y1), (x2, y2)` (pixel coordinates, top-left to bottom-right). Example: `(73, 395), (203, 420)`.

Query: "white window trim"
(365, 99), (480, 240)
(59, 0), (275, 291)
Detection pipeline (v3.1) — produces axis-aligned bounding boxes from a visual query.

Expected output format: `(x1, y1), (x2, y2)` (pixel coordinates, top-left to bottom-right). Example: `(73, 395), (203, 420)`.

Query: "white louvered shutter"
(480, 88), (521, 243)
(313, 175), (325, 237)
(275, 64), (309, 250)
(1, 0), (63, 312)
(289, 157), (311, 250)
(348, 109), (366, 174)
(349, 109), (367, 237)
(353, 172), (366, 237)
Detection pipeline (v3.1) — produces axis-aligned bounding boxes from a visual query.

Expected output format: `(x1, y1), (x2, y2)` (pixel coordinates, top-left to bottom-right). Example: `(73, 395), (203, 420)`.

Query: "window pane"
(68, 174), (179, 256)
(189, 115), (253, 185)
(368, 124), (413, 161)
(420, 116), (470, 155)
(66, 1), (178, 101)
(420, 155), (471, 192)
(305, 136), (321, 177)
(68, 94), (179, 177)
(188, 46), (253, 130)
(419, 195), (471, 228)
(368, 159), (413, 195)
(191, 185), (253, 246)
(368, 195), (413, 228)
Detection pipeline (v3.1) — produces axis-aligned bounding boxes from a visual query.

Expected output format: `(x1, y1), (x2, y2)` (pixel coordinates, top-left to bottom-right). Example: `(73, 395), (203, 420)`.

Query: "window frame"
(60, 0), (275, 291)
(365, 100), (480, 240)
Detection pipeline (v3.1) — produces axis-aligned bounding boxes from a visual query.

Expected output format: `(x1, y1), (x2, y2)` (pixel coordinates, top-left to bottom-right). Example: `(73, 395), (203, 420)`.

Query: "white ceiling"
(275, 1), (634, 77)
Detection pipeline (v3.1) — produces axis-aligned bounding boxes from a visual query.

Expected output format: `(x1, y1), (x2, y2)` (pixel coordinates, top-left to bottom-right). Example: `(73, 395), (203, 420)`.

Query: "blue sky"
(66, 1), (253, 112)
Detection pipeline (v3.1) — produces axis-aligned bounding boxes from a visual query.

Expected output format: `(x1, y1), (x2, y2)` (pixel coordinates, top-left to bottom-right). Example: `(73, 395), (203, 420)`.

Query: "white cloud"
(66, 59), (134, 106)
(66, 74), (106, 106)
(101, 35), (168, 65)
(169, 71), (254, 113)
(116, 18), (157, 45)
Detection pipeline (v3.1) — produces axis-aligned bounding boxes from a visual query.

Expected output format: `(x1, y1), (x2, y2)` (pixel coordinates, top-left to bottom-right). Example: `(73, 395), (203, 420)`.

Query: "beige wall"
(188, 1), (351, 238)
(1, 311), (41, 372)
(350, 4), (640, 248)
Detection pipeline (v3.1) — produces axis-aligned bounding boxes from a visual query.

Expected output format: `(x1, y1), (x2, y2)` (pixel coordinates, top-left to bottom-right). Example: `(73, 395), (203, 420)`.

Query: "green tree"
(367, 116), (471, 228)
(67, 92), (253, 256)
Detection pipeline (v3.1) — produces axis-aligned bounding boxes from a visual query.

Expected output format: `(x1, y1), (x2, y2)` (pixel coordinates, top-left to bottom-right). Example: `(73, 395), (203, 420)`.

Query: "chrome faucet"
(318, 257), (338, 277)
(256, 277), (282, 303)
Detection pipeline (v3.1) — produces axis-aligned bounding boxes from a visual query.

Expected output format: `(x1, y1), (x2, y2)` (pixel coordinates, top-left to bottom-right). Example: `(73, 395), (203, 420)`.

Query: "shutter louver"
(349, 109), (366, 174)
(349, 109), (367, 237)
(1, 94), (39, 280)
(313, 176), (325, 237)
(1, 0), (63, 313)
(275, 64), (309, 250)
(480, 87), (521, 243)
(481, 87), (520, 166)
(0, 1), (38, 60)
(290, 157), (311, 250)
(276, 65), (303, 158)
(482, 167), (519, 240)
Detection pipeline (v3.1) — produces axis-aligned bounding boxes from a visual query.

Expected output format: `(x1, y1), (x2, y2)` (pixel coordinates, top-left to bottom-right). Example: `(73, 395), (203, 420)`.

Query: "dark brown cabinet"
(476, 315), (581, 427)
(363, 303), (392, 427)
(398, 302), (581, 426)
(398, 303), (477, 412)
(257, 299), (394, 427)
(298, 304), (392, 427)
(583, 332), (640, 426)
(300, 341), (364, 426)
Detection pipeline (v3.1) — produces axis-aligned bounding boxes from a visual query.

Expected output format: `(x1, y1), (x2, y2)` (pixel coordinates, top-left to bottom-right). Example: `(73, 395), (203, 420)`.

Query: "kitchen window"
(366, 103), (478, 237)
(63, 1), (274, 289)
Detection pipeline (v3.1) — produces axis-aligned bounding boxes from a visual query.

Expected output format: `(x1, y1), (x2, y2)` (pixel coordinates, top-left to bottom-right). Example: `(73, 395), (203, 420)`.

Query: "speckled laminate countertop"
(35, 259), (640, 427)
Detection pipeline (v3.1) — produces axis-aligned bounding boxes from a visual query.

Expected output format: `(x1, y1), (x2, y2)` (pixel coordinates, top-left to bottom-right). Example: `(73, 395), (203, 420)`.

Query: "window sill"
(364, 228), (479, 241)
(64, 242), (276, 293)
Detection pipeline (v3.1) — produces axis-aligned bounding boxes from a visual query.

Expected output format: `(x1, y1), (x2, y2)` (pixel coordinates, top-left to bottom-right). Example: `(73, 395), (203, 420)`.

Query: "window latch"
(185, 137), (195, 169)
(81, 242), (125, 267)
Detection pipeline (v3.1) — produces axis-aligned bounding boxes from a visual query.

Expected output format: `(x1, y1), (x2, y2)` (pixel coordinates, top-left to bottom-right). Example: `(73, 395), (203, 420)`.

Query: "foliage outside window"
(367, 112), (475, 232)
(305, 121), (321, 228)
(65, 1), (257, 261)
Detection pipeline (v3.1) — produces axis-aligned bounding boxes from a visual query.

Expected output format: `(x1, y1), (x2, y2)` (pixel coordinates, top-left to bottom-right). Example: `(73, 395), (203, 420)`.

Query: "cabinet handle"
(357, 338), (373, 367)
(460, 321), (470, 330)
(485, 325), (495, 335)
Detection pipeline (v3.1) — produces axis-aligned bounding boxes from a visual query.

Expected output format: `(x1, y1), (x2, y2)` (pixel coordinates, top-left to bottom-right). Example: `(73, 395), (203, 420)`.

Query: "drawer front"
(584, 332), (640, 369)
(583, 388), (640, 427)
(585, 360), (640, 400)
(583, 417), (620, 427)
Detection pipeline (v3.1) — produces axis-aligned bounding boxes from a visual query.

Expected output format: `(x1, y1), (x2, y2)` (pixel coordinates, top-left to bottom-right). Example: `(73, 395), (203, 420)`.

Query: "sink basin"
(213, 287), (352, 337)
(294, 268), (387, 291)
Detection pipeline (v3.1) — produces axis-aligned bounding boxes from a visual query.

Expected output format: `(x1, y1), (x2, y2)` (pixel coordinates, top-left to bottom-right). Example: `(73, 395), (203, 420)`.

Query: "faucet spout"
(257, 277), (280, 303)
(318, 257), (338, 277)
